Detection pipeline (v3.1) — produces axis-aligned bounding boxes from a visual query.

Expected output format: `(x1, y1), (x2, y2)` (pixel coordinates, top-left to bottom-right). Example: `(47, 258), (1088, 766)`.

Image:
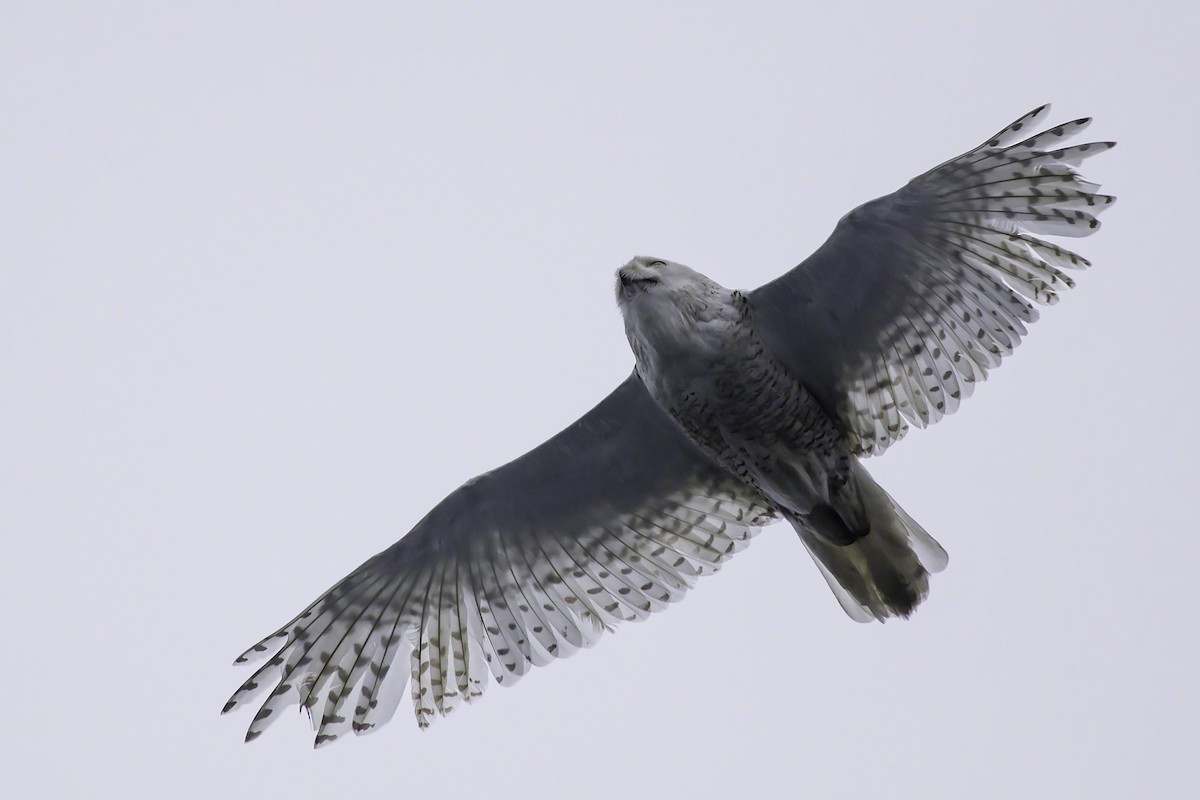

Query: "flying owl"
(223, 105), (1114, 746)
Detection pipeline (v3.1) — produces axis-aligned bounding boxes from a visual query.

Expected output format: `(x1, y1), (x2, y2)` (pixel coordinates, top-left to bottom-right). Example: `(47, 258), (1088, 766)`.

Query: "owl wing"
(223, 374), (774, 745)
(750, 105), (1115, 455)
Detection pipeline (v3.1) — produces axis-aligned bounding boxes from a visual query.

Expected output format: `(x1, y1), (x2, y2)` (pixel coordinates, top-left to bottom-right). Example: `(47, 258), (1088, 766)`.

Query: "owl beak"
(617, 268), (658, 300)
(617, 269), (638, 302)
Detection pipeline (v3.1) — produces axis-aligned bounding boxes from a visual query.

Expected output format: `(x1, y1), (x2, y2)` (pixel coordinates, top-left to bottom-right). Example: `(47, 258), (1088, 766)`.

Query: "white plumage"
(224, 106), (1113, 745)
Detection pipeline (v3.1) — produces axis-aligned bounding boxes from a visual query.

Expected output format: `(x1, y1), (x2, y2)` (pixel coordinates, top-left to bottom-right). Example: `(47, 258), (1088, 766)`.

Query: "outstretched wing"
(750, 105), (1115, 455)
(223, 374), (774, 745)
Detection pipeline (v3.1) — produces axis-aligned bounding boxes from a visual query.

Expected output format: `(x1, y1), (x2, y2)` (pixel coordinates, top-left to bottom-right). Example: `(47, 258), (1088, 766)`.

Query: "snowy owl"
(224, 105), (1114, 746)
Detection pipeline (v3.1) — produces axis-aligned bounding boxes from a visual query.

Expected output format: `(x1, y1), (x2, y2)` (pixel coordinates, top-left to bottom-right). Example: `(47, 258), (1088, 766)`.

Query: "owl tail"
(792, 463), (948, 622)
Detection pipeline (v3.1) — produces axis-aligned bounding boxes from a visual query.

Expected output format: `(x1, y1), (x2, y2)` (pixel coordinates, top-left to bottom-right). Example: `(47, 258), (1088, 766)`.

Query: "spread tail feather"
(793, 464), (947, 622)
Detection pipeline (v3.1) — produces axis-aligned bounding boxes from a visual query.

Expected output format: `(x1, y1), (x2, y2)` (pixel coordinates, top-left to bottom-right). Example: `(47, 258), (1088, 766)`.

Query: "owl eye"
(648, 260), (666, 268)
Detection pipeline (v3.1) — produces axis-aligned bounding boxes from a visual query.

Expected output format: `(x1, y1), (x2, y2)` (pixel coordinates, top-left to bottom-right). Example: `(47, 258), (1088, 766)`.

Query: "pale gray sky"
(3, 3), (1197, 798)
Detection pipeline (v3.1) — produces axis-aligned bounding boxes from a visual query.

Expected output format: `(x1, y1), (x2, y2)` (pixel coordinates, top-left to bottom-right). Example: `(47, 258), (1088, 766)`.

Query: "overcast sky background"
(4, 3), (1198, 798)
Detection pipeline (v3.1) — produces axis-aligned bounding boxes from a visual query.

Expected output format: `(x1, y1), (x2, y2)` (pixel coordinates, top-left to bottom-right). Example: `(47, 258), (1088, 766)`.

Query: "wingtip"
(234, 639), (274, 665)
(1021, 103), (1051, 123)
